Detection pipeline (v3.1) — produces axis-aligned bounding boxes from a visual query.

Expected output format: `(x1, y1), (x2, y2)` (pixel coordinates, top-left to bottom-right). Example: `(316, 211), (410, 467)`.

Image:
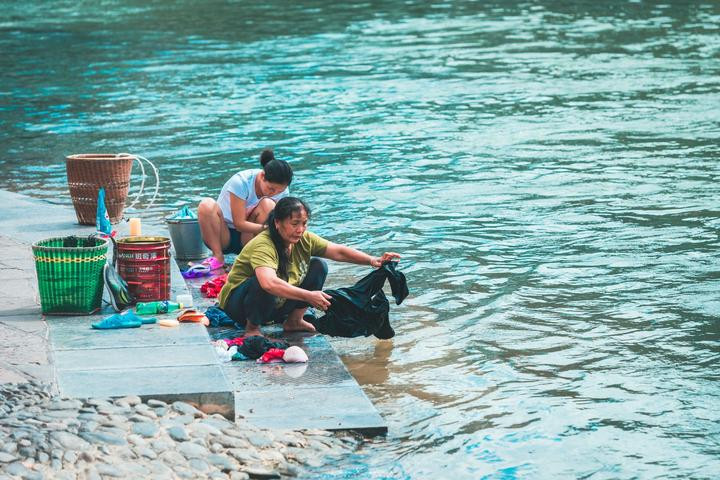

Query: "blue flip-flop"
(124, 310), (157, 325)
(91, 311), (156, 329)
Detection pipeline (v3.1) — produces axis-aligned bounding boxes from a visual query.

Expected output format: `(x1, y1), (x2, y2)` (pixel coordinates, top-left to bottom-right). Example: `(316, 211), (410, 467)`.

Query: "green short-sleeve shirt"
(218, 230), (329, 309)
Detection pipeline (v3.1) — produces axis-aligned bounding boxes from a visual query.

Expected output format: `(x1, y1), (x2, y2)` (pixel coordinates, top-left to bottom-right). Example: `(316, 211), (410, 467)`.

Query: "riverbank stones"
(0, 381), (355, 478)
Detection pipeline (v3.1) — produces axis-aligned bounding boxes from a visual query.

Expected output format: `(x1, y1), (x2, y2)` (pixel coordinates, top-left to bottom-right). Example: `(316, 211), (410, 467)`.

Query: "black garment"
(238, 336), (290, 360)
(309, 261), (408, 339)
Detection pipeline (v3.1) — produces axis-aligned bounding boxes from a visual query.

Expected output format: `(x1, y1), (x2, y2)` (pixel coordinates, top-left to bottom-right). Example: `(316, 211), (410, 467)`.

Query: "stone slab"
(46, 262), (235, 416)
(0, 366), (29, 384)
(53, 344), (219, 371)
(0, 275), (40, 316)
(209, 328), (387, 434)
(226, 361), (358, 390)
(47, 280), (234, 418)
(0, 190), (235, 418)
(57, 365), (234, 418)
(0, 313), (47, 336)
(50, 318), (235, 418)
(221, 348), (356, 390)
(0, 190), (169, 244)
(0, 321), (52, 385)
(0, 235), (51, 386)
(0, 191), (97, 245)
(0, 190), (386, 433)
(49, 317), (211, 350)
(234, 385), (387, 435)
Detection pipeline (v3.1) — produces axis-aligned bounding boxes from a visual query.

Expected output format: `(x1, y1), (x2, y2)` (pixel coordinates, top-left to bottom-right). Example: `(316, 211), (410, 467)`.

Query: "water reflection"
(343, 340), (393, 385)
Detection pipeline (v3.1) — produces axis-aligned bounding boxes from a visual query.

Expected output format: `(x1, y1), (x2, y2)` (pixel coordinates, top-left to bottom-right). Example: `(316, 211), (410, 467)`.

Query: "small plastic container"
(129, 217), (142, 236)
(176, 294), (193, 309)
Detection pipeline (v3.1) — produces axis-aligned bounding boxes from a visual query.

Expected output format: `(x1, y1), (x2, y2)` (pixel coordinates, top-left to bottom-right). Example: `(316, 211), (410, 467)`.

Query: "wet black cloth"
(238, 336), (290, 360)
(309, 261), (408, 339)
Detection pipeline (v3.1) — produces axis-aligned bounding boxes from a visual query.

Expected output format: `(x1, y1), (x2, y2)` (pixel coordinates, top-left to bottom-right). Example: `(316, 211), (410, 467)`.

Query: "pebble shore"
(0, 381), (357, 479)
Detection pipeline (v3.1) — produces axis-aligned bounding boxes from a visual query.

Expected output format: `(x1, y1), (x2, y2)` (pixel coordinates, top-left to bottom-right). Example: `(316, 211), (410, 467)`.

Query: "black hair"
(260, 149), (293, 186)
(266, 197), (311, 279)
(259, 149), (275, 166)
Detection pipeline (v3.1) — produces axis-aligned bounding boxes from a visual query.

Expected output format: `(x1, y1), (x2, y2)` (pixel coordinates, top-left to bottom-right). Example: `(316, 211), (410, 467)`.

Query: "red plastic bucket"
(116, 236), (171, 302)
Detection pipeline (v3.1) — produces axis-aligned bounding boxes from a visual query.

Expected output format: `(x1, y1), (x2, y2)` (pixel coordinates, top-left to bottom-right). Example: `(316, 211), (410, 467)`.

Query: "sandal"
(181, 263), (212, 279)
(188, 257), (224, 270)
(92, 312), (142, 330)
(91, 311), (156, 330)
(201, 257), (225, 271)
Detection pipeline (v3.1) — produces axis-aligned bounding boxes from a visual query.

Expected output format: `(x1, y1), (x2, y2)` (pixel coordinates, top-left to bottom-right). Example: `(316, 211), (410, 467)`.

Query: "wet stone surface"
(0, 382), (359, 479)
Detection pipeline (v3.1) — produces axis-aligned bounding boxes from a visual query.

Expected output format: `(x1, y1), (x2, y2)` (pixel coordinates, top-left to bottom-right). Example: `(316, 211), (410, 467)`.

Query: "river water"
(1, 1), (719, 478)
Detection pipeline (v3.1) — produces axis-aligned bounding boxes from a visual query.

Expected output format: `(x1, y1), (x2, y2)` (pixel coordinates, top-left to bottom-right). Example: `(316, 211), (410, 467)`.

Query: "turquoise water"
(2, 1), (720, 478)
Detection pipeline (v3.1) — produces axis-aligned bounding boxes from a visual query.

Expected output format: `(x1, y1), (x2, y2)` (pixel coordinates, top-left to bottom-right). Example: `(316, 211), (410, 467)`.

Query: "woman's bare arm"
(229, 193), (265, 234)
(322, 243), (401, 267)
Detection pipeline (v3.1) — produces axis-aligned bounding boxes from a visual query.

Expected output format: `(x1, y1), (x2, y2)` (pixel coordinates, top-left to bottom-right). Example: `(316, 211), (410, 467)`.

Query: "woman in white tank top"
(197, 149), (292, 269)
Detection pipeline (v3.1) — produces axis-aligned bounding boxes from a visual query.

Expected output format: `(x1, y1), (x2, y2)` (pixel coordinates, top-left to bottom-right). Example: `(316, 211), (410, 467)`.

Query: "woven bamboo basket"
(32, 236), (109, 315)
(66, 154), (135, 225)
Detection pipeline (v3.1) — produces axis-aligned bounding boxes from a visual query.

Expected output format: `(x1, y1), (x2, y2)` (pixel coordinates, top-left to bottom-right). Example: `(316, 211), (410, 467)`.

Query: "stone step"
(0, 190), (234, 418)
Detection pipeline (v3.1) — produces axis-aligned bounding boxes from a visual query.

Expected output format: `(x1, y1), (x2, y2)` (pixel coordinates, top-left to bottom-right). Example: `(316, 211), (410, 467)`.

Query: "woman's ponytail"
(266, 210), (289, 280)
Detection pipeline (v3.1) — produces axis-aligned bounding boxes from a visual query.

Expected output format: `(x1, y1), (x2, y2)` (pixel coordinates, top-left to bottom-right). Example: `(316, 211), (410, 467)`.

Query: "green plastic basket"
(32, 236), (109, 315)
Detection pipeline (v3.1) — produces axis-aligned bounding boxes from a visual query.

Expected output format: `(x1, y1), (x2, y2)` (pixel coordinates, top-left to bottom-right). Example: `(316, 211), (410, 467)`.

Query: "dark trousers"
(224, 257), (328, 327)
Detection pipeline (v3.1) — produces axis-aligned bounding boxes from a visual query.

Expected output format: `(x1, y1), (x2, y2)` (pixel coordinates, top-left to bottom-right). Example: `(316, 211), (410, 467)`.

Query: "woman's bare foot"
(283, 318), (317, 333)
(244, 321), (263, 337)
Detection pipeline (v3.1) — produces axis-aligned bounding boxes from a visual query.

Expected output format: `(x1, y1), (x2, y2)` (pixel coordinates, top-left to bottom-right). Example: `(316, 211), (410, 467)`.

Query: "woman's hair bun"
(260, 149), (275, 166)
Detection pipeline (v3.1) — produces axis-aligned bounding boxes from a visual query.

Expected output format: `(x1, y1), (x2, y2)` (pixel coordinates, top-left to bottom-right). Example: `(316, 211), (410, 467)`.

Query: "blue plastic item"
(169, 205), (197, 220)
(96, 187), (112, 236)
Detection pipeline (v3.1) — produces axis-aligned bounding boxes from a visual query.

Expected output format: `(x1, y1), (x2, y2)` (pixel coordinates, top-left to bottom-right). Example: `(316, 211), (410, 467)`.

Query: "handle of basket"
(125, 154), (146, 210)
(89, 233), (116, 267)
(123, 154), (160, 212)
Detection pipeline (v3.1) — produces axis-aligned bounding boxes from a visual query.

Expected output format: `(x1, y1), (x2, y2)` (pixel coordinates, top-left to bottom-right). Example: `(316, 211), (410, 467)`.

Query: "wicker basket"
(32, 236), (109, 315)
(66, 154), (135, 225)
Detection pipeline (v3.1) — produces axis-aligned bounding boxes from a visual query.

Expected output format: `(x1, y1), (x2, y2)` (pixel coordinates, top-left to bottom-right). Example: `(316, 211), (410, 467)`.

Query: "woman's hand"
(306, 290), (332, 311)
(370, 252), (402, 268)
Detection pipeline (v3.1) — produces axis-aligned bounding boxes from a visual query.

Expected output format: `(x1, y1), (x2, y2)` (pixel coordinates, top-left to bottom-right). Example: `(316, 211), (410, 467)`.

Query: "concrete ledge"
(209, 328), (388, 435)
(0, 190), (235, 418)
(53, 344), (219, 371)
(0, 233), (51, 386)
(49, 317), (212, 350)
(1, 190), (389, 434)
(234, 385), (387, 435)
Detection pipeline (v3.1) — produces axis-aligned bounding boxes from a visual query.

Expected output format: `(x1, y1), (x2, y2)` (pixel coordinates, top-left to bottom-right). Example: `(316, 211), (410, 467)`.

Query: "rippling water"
(2, 1), (720, 478)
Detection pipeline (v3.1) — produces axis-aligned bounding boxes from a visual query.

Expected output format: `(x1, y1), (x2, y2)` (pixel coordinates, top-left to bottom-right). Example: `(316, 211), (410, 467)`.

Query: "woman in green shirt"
(218, 197), (401, 336)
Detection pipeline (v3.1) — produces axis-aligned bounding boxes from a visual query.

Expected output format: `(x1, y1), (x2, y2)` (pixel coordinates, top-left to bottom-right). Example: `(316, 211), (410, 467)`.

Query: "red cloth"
(224, 336), (246, 347)
(201, 274), (227, 298)
(257, 348), (286, 363)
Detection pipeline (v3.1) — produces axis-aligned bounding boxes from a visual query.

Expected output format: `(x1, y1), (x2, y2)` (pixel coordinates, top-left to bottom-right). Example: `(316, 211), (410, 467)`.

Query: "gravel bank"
(0, 381), (358, 479)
